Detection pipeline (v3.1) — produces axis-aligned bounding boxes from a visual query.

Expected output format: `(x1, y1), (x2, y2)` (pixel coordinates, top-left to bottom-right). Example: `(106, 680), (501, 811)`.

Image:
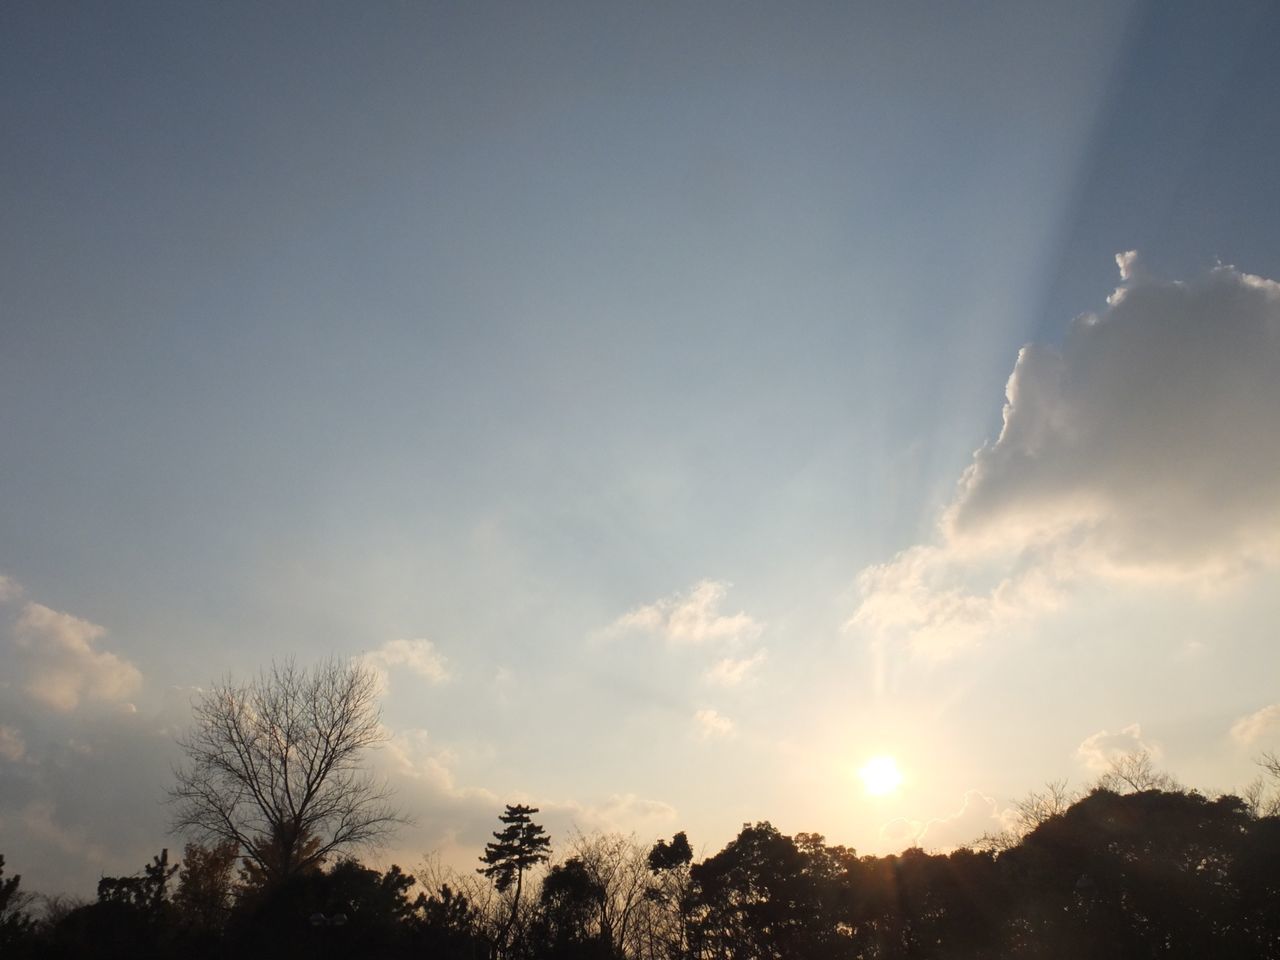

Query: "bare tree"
(975, 780), (1077, 852)
(1095, 749), (1180, 794)
(566, 831), (654, 957)
(170, 658), (403, 885)
(1240, 750), (1280, 818)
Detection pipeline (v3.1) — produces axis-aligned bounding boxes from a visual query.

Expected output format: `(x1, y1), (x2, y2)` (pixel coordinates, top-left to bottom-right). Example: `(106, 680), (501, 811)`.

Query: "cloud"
(881, 790), (1010, 852)
(1231, 704), (1280, 746)
(8, 602), (142, 712)
(363, 638), (450, 693)
(539, 792), (680, 838)
(1115, 249), (1141, 283)
(850, 542), (1068, 657)
(0, 687), (192, 897)
(950, 261), (1280, 569)
(0, 576), (23, 603)
(1075, 723), (1158, 773)
(0, 725), (26, 762)
(605, 581), (763, 646)
(850, 259), (1280, 655)
(693, 708), (735, 740)
(704, 649), (767, 687)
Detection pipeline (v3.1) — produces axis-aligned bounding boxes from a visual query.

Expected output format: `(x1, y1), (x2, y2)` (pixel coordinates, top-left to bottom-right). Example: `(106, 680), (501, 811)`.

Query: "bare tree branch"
(169, 657), (406, 886)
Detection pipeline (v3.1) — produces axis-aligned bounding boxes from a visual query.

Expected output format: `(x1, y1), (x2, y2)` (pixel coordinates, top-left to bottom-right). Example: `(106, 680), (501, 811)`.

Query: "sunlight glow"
(859, 755), (904, 796)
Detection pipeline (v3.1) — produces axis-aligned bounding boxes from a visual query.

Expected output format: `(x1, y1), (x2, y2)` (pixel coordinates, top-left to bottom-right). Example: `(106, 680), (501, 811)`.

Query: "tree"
(1095, 749), (1180, 794)
(645, 833), (695, 960)
(689, 822), (840, 960)
(0, 855), (35, 952)
(97, 848), (179, 913)
(173, 840), (240, 935)
(479, 803), (551, 956)
(537, 857), (608, 956)
(170, 658), (402, 886)
(567, 832), (652, 958)
(411, 882), (487, 958)
(976, 779), (1077, 852)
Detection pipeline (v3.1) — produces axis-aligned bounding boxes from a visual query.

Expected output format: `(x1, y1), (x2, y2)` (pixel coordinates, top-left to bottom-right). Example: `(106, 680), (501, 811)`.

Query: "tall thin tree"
(478, 803), (551, 956)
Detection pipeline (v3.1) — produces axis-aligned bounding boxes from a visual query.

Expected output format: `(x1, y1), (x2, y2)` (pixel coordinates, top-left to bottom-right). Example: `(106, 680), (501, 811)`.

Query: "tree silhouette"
(479, 803), (551, 956)
(646, 833), (695, 960)
(173, 840), (240, 936)
(0, 855), (35, 952)
(170, 658), (403, 887)
(97, 848), (178, 913)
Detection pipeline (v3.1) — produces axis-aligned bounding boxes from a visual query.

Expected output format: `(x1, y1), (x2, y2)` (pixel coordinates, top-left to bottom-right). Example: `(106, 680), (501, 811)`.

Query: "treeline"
(4, 780), (1280, 959)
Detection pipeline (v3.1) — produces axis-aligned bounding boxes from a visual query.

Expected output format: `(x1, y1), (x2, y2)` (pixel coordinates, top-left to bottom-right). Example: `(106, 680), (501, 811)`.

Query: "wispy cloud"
(693, 708), (735, 740)
(1076, 723), (1158, 773)
(604, 580), (763, 646)
(362, 638), (451, 693)
(1231, 704), (1280, 745)
(704, 649), (768, 687)
(881, 789), (1013, 852)
(0, 725), (26, 763)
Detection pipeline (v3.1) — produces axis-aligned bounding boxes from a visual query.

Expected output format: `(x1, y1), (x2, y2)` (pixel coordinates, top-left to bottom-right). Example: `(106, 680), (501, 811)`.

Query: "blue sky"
(4, 0), (1280, 895)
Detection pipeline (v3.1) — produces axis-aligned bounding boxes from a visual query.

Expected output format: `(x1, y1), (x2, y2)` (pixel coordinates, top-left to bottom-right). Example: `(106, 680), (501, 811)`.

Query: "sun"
(859, 755), (904, 796)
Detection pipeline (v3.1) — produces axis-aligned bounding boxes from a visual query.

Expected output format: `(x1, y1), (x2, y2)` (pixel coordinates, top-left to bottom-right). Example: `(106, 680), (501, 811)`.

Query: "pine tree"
(478, 803), (551, 956)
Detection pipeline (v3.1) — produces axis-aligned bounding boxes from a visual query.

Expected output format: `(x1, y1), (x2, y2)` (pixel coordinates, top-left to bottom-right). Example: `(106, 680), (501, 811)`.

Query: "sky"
(3, 0), (1280, 896)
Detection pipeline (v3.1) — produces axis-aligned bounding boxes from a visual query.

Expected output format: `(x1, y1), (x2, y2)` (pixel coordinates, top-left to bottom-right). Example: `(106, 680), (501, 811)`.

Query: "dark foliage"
(9, 784), (1280, 958)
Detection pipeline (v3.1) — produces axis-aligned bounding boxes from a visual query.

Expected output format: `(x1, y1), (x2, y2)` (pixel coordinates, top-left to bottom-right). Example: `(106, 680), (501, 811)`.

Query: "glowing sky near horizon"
(4, 0), (1280, 896)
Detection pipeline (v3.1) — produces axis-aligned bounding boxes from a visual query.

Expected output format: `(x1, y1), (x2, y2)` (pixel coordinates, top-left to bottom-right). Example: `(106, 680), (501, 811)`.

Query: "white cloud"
(1231, 704), (1280, 745)
(1076, 723), (1158, 773)
(9, 602), (142, 712)
(606, 581), (763, 646)
(0, 576), (23, 603)
(704, 649), (767, 687)
(850, 259), (1280, 655)
(693, 708), (735, 740)
(1115, 249), (1140, 283)
(0, 725), (25, 762)
(362, 638), (450, 693)
(850, 542), (1068, 657)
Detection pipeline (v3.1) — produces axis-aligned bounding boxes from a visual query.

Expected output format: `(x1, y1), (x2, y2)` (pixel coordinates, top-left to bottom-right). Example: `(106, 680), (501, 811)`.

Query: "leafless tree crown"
(169, 658), (403, 884)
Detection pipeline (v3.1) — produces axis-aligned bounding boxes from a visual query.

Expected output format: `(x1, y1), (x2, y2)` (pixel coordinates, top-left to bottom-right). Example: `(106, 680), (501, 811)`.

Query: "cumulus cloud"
(950, 262), (1280, 568)
(8, 602), (142, 712)
(1115, 249), (1141, 283)
(0, 575), (23, 603)
(693, 708), (735, 740)
(1076, 723), (1158, 773)
(850, 259), (1280, 655)
(1231, 704), (1280, 745)
(704, 649), (768, 687)
(362, 638), (450, 693)
(606, 581), (763, 646)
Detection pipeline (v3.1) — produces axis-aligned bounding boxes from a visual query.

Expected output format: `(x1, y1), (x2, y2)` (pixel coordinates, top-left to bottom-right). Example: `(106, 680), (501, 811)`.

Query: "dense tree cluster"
(5, 780), (1280, 959)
